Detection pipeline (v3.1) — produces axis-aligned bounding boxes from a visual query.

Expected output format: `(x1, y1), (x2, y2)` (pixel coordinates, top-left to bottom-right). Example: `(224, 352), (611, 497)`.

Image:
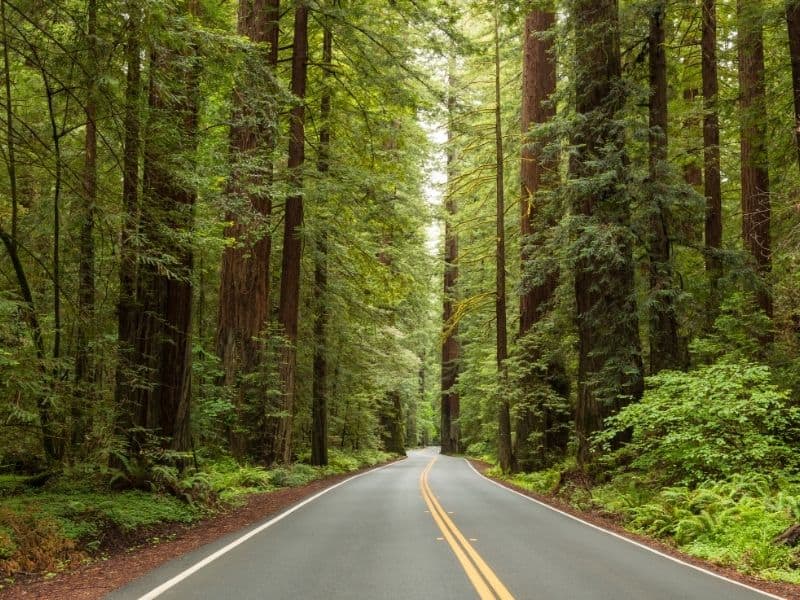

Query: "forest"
(1, 0), (800, 590)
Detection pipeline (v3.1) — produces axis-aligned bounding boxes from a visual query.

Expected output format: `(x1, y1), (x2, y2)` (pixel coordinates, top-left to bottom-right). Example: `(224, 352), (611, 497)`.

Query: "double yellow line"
(420, 457), (515, 600)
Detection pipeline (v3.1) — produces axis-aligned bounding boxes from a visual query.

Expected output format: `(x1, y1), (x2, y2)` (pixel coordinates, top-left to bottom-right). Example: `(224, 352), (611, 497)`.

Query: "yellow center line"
(420, 457), (515, 600)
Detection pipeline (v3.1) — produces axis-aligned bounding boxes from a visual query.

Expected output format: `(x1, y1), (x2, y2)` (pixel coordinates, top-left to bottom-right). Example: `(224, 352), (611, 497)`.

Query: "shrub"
(595, 361), (800, 485)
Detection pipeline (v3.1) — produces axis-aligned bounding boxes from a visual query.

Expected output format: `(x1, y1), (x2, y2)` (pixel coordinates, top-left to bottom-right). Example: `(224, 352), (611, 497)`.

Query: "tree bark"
(120, 0), (201, 455)
(515, 2), (568, 471)
(269, 1), (308, 464)
(738, 0), (772, 318)
(311, 2), (333, 467)
(787, 0), (800, 169)
(216, 0), (279, 459)
(74, 0), (98, 449)
(647, 0), (681, 373)
(440, 59), (460, 456)
(702, 0), (723, 321)
(572, 0), (644, 467)
(494, 6), (513, 473)
(114, 1), (143, 457)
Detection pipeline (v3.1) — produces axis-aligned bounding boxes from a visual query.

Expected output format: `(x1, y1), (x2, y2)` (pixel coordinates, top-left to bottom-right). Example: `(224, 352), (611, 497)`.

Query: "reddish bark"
(787, 0), (800, 168)
(572, 0), (644, 466)
(311, 4), (333, 467)
(493, 6), (513, 473)
(216, 0), (279, 459)
(441, 61), (460, 456)
(702, 0), (723, 319)
(515, 5), (568, 471)
(647, 0), (681, 373)
(268, 1), (309, 464)
(738, 0), (772, 318)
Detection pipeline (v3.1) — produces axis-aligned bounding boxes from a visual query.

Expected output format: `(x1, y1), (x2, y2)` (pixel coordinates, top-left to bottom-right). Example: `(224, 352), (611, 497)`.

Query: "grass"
(0, 448), (397, 581)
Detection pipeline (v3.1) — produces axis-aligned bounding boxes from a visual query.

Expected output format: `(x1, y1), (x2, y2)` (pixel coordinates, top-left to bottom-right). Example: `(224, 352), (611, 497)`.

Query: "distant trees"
(2, 0), (799, 478)
(440, 61), (461, 456)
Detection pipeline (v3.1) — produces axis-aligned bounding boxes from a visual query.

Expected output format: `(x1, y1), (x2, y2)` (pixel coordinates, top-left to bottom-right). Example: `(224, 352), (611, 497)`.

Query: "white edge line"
(463, 459), (786, 600)
(137, 458), (406, 600)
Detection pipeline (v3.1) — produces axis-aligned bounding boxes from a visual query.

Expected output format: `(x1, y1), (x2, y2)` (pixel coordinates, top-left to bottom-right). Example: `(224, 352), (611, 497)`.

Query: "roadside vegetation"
(477, 306), (800, 584)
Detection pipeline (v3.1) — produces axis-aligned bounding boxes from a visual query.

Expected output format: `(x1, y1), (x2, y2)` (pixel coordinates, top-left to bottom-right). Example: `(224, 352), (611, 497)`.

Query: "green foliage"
(593, 474), (800, 578)
(595, 361), (800, 485)
(489, 463), (565, 495)
(691, 294), (774, 363)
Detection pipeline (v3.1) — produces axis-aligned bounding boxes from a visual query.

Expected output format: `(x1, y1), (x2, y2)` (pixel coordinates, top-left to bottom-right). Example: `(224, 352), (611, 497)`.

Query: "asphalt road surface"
(111, 448), (781, 600)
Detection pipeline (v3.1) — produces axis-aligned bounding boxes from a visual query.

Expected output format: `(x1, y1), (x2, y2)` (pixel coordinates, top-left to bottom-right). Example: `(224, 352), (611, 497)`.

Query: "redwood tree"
(311, 1), (334, 467)
(440, 60), (460, 456)
(494, 5), (513, 473)
(702, 0), (723, 319)
(269, 1), (309, 464)
(787, 0), (800, 169)
(647, 0), (681, 372)
(572, 0), (643, 466)
(117, 0), (201, 454)
(216, 0), (279, 459)
(515, 2), (567, 471)
(738, 0), (772, 318)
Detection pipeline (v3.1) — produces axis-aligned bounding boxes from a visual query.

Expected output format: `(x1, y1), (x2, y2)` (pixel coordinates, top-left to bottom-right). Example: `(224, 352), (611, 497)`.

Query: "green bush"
(595, 360), (800, 485)
(593, 474), (800, 577)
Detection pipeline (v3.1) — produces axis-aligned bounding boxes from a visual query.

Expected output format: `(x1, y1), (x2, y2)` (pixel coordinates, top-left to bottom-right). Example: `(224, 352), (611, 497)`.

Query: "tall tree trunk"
(74, 0), (98, 450)
(270, 1), (309, 464)
(572, 0), (644, 467)
(114, 1), (143, 457)
(787, 0), (800, 169)
(682, 88), (703, 189)
(494, 6), (513, 473)
(738, 0), (772, 318)
(647, 0), (681, 373)
(440, 59), (460, 456)
(702, 0), (723, 321)
(515, 2), (567, 472)
(311, 1), (333, 467)
(122, 0), (201, 455)
(216, 0), (279, 459)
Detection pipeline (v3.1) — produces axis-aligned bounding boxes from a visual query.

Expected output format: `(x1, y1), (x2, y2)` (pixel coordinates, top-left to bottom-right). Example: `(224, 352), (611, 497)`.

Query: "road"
(111, 448), (780, 600)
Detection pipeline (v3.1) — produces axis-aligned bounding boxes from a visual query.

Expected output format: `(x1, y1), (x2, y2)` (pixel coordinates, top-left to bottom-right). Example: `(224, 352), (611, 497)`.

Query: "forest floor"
(470, 459), (800, 600)
(0, 456), (402, 600)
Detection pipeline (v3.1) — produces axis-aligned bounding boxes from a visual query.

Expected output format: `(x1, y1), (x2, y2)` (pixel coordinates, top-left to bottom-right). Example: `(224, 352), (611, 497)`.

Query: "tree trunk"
(702, 0), (723, 322)
(122, 1), (201, 455)
(74, 0), (98, 450)
(311, 3), (333, 467)
(440, 59), (460, 456)
(572, 0), (644, 467)
(216, 0), (279, 459)
(494, 6), (513, 473)
(380, 391), (405, 455)
(269, 1), (308, 465)
(738, 0), (772, 318)
(647, 0), (681, 373)
(114, 1), (143, 457)
(515, 3), (568, 472)
(787, 0), (800, 169)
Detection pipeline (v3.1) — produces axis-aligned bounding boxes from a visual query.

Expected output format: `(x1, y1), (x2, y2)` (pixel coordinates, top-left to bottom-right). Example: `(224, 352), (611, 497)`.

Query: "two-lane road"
(111, 448), (781, 599)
